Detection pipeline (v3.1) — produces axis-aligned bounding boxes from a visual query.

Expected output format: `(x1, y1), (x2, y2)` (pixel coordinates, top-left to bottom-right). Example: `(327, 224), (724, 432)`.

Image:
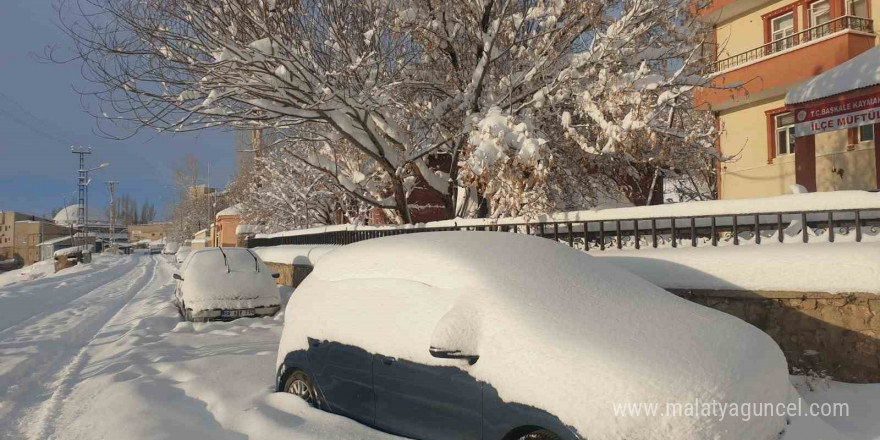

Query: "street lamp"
(81, 162), (110, 254)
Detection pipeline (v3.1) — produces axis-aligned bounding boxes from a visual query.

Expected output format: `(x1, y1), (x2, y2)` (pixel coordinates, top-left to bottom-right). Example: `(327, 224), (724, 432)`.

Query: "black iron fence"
(248, 208), (880, 251)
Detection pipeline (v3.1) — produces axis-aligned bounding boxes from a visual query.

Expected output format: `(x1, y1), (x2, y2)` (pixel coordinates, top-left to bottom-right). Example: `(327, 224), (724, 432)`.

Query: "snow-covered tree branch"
(60, 0), (723, 223)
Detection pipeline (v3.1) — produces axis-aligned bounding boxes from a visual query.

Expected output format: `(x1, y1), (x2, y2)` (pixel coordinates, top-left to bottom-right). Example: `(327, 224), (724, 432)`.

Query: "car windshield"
(221, 248), (260, 273)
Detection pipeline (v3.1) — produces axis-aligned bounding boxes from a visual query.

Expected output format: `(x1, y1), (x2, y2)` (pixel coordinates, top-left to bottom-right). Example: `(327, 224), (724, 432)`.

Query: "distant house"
(128, 223), (168, 243)
(214, 204), (242, 247)
(1, 211), (70, 267)
(192, 228), (210, 250)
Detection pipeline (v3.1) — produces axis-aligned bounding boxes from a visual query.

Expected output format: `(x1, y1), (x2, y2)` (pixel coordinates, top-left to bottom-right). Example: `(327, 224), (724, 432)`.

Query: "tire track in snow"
(0, 255), (158, 440)
(0, 256), (141, 334)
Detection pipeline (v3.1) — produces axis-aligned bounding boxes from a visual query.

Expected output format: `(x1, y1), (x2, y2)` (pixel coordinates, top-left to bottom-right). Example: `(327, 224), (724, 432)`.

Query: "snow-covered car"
(276, 232), (791, 440)
(163, 242), (180, 255)
(173, 247), (281, 321)
(174, 245), (192, 264)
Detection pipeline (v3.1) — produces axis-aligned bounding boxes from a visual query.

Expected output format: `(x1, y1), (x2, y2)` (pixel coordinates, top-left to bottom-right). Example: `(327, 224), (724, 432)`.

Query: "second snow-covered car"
(275, 232), (791, 440)
(174, 244), (192, 264)
(173, 247), (281, 321)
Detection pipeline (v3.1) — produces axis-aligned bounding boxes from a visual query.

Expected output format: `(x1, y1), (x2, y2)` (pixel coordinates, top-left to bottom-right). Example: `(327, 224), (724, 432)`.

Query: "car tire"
(518, 430), (562, 440)
(283, 370), (319, 407)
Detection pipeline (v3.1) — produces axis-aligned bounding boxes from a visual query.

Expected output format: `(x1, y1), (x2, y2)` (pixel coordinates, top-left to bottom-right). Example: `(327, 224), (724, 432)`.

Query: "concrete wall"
(675, 289), (880, 383)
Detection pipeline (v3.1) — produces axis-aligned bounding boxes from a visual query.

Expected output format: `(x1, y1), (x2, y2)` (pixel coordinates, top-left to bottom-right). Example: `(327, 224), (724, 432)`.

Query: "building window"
(772, 12), (795, 51)
(775, 112), (796, 156)
(809, 0), (831, 27)
(808, 0), (832, 40)
(846, 0), (869, 17)
(859, 124), (875, 143)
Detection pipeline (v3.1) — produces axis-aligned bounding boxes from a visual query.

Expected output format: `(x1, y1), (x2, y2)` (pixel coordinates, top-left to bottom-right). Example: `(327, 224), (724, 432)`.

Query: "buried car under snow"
(173, 247), (281, 321)
(275, 232), (791, 440)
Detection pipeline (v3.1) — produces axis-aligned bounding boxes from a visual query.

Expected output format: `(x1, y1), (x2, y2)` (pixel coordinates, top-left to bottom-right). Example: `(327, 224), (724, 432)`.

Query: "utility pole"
(71, 147), (92, 252)
(71, 147), (109, 259)
(106, 181), (119, 250)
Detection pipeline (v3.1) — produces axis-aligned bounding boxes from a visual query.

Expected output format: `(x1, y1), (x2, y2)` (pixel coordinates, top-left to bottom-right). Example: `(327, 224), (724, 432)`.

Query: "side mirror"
(271, 273), (280, 279)
(429, 303), (481, 365)
(429, 347), (479, 365)
(173, 273), (184, 281)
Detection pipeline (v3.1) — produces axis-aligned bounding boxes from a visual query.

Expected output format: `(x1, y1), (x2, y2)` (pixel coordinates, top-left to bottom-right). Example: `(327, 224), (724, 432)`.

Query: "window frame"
(858, 124), (875, 143)
(771, 12), (796, 43)
(809, 0), (832, 26)
(846, 0), (870, 17)
(775, 112), (797, 157)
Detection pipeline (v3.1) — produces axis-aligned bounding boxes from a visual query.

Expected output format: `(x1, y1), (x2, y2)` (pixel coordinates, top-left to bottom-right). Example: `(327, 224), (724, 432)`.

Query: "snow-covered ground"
(0, 252), (877, 440)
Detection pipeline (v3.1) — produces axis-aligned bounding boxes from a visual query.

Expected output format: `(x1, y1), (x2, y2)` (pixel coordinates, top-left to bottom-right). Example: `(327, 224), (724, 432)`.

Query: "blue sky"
(0, 1), (237, 220)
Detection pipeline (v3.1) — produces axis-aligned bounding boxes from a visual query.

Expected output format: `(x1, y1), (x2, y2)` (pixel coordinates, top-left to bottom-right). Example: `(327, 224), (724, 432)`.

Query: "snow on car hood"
(277, 232), (790, 440)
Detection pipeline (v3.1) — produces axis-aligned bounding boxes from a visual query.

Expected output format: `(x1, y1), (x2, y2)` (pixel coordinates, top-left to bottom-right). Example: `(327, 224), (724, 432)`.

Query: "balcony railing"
(711, 15), (874, 73)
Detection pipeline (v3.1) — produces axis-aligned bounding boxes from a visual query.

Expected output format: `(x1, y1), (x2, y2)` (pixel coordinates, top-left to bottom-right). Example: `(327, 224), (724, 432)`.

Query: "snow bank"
(278, 232), (790, 440)
(251, 245), (338, 265)
(180, 248), (280, 312)
(595, 242), (880, 294)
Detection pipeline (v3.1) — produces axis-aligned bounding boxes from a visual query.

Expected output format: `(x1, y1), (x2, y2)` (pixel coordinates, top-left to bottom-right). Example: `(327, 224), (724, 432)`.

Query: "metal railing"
(248, 208), (880, 251)
(712, 15), (874, 73)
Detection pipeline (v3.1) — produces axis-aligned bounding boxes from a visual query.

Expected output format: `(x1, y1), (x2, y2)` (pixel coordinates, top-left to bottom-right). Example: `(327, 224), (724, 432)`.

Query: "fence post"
(802, 212), (808, 243)
(583, 222), (589, 251)
(855, 210), (862, 243)
(733, 215), (739, 246)
(634, 220), (640, 250)
(828, 211), (834, 243)
(567, 223), (573, 248)
(754, 214), (760, 245)
(616, 220), (622, 249)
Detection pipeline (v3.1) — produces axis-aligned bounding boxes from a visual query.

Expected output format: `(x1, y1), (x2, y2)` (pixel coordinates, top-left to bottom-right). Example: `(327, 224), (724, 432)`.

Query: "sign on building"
(793, 92), (880, 137)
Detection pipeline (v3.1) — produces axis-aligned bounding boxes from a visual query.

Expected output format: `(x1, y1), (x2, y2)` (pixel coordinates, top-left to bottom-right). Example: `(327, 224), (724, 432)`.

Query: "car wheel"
(518, 430), (562, 440)
(283, 370), (319, 407)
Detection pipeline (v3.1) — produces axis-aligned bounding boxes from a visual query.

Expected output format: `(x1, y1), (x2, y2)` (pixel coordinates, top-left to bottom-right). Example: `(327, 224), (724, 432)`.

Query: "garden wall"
(672, 289), (880, 383)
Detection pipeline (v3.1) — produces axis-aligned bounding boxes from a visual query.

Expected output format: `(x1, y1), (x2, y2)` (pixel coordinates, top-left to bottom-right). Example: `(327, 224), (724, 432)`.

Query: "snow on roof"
(216, 203), (241, 219)
(596, 242), (880, 294)
(38, 236), (72, 246)
(53, 245), (94, 257)
(235, 224), (261, 235)
(53, 204), (109, 226)
(252, 245), (337, 265)
(786, 46), (880, 105)
(278, 232), (790, 440)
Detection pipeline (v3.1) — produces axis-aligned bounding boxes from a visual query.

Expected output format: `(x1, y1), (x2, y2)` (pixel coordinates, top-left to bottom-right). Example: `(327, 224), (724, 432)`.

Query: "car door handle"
(381, 356), (396, 365)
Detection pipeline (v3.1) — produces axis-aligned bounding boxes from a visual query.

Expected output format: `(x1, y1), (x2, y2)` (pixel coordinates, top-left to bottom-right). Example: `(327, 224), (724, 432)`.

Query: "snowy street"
(0, 253), (400, 440)
(0, 252), (878, 440)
